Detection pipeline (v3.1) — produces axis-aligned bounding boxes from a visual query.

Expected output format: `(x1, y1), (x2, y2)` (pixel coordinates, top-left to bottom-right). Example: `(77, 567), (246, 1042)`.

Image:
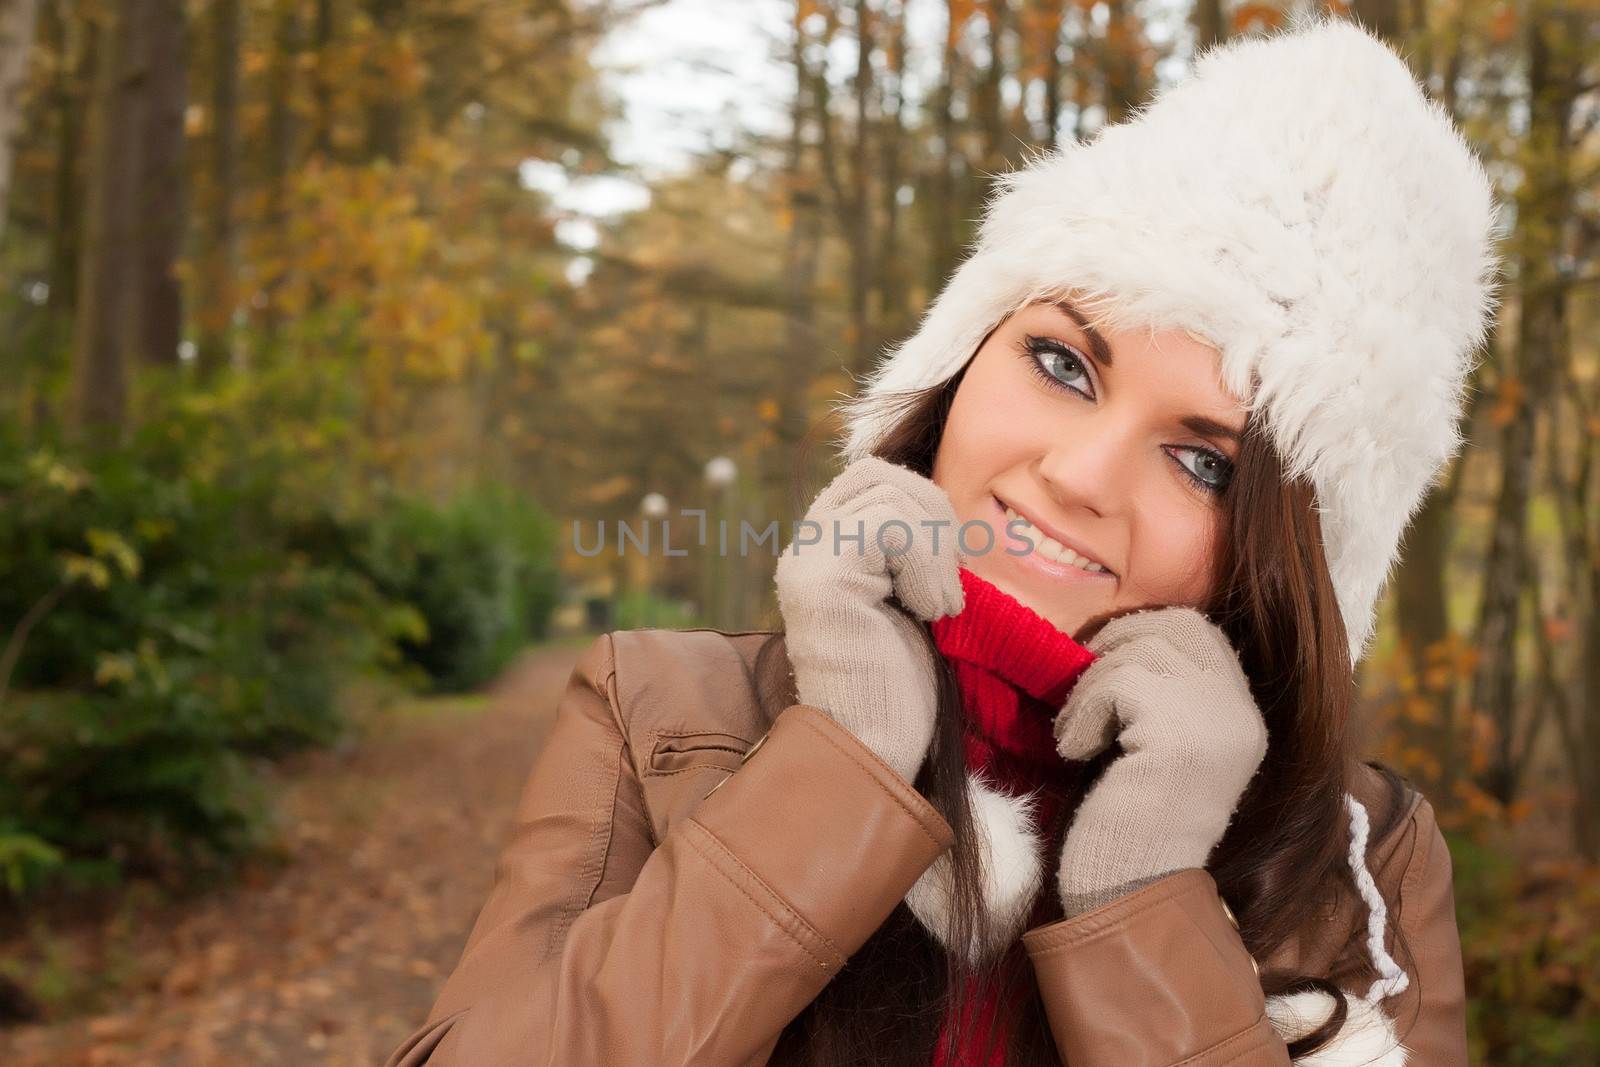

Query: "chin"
(975, 562), (1078, 629)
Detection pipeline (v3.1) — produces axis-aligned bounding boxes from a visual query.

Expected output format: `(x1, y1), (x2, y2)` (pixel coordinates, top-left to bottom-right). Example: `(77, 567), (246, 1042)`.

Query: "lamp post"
(703, 457), (737, 629)
(640, 492), (669, 628)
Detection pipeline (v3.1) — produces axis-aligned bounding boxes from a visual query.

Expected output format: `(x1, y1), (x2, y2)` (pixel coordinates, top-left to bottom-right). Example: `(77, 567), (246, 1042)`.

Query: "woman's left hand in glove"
(1051, 606), (1270, 917)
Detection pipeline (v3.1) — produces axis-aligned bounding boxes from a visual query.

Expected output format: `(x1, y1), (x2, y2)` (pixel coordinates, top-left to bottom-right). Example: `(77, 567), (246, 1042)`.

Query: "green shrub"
(0, 375), (560, 899)
(357, 483), (560, 692)
(1451, 829), (1600, 1065)
(615, 588), (697, 631)
(0, 428), (401, 893)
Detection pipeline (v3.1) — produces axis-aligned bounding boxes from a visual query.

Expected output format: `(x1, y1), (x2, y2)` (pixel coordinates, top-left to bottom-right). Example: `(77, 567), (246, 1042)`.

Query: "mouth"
(992, 494), (1118, 579)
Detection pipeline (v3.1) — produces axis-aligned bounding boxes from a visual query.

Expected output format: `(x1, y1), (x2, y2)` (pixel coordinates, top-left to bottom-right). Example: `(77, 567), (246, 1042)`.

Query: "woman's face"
(931, 295), (1249, 641)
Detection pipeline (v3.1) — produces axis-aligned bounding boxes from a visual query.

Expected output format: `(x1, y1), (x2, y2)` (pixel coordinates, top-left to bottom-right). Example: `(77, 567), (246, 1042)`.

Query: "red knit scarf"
(928, 566), (1099, 1067)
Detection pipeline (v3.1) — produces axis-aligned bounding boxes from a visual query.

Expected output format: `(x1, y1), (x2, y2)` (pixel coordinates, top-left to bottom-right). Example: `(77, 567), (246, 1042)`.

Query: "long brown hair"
(754, 363), (1422, 1065)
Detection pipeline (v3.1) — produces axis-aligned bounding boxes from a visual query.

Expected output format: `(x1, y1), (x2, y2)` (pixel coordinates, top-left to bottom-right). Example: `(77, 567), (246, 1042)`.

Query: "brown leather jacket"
(385, 627), (1469, 1067)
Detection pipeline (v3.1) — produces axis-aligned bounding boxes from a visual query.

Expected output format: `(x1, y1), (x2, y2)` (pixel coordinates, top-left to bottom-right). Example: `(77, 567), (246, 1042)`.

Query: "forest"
(0, 0), (1595, 1061)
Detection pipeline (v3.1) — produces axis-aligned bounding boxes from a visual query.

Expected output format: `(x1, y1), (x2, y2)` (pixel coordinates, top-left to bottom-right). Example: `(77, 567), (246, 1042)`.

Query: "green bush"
(1451, 829), (1600, 1065)
(357, 483), (560, 692)
(0, 428), (401, 894)
(615, 588), (697, 631)
(0, 371), (562, 899)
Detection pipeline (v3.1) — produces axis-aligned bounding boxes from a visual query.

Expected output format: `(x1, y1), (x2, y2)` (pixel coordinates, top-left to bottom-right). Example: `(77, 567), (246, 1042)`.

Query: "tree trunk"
(72, 0), (153, 443)
(1391, 479), (1454, 799)
(1101, 0), (1142, 123)
(1041, 2), (1064, 150)
(256, 0), (301, 350)
(974, 0), (1007, 183)
(773, 5), (826, 548)
(364, 0), (406, 161)
(0, 0), (41, 240)
(133, 0), (187, 369)
(312, 0), (334, 156)
(875, 1), (908, 342)
(1469, 7), (1577, 807)
(29, 0), (85, 437)
(1542, 357), (1600, 860)
(197, 0), (240, 377)
(1579, 565), (1600, 858)
(1191, 0), (1225, 54)
(847, 0), (875, 378)
(929, 2), (960, 295)
(1351, 0), (1401, 44)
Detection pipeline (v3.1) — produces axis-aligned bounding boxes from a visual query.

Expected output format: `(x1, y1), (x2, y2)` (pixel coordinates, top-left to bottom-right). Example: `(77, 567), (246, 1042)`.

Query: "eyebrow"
(1182, 415), (1243, 443)
(1052, 299), (1245, 445)
(1052, 300), (1115, 367)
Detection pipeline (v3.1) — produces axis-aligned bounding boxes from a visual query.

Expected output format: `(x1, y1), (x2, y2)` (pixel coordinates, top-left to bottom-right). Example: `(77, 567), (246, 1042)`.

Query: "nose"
(1035, 423), (1130, 518)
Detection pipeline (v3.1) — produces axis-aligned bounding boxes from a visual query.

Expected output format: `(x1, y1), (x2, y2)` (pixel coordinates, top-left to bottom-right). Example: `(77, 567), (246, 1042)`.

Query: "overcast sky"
(531, 0), (1195, 241)
(594, 0), (795, 178)
(520, 0), (791, 227)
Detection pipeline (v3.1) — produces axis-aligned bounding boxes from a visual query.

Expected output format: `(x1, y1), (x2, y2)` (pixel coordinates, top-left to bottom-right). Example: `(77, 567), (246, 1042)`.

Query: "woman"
(386, 16), (1499, 1067)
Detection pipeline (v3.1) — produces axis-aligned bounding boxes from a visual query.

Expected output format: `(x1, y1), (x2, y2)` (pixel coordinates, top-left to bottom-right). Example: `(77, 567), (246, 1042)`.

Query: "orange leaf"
(1488, 376), (1525, 427)
(1423, 665), (1453, 692)
(1489, 5), (1517, 44)
(1405, 695), (1437, 724)
(1233, 3), (1285, 32)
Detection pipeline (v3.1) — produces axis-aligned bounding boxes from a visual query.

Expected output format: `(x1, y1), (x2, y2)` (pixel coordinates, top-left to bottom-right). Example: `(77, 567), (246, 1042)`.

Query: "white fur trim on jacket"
(904, 770), (1046, 966)
(1266, 987), (1407, 1067)
(835, 14), (1504, 669)
(906, 780), (1410, 1064)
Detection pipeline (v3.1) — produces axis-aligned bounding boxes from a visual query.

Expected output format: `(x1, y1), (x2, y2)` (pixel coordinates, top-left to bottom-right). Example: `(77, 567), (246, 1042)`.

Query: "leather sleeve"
(1022, 867), (1289, 1067)
(1376, 795), (1470, 1065)
(1019, 793), (1470, 1067)
(383, 633), (955, 1067)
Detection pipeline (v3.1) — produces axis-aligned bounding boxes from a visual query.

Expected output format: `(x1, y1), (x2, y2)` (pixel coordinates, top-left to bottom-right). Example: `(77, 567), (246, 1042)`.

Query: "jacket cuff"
(1023, 867), (1289, 1067)
(691, 703), (955, 958)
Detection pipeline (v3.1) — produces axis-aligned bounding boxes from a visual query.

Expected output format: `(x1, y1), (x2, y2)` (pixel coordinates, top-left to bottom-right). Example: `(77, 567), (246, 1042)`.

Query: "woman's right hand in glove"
(774, 457), (966, 784)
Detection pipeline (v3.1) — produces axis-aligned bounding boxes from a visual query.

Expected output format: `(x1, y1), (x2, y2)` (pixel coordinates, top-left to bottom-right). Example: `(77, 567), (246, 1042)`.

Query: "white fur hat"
(835, 14), (1505, 668)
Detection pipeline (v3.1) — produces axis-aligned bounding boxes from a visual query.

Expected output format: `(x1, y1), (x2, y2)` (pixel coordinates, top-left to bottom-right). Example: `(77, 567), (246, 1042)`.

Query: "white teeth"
(1003, 506), (1110, 574)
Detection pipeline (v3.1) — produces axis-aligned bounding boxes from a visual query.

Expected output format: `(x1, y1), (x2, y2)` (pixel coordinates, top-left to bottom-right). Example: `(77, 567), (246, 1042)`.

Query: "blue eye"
(1014, 334), (1236, 499)
(1017, 335), (1094, 399)
(1167, 445), (1235, 496)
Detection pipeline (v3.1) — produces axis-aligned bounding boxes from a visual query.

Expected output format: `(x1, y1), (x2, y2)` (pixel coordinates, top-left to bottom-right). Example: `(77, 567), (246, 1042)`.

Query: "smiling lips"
(996, 498), (1116, 576)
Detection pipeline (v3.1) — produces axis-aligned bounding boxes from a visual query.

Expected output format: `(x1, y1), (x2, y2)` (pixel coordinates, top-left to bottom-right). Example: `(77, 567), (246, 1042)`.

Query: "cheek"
(938, 360), (1056, 477)
(935, 374), (1035, 526)
(1125, 503), (1221, 605)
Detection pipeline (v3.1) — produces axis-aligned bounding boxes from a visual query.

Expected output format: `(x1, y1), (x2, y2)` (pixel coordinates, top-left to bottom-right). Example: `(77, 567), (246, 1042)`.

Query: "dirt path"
(0, 640), (588, 1067)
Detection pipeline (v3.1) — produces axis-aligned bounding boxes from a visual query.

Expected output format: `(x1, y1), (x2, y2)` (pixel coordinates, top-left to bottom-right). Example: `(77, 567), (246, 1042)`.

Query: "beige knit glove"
(1051, 607), (1269, 916)
(775, 457), (966, 784)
